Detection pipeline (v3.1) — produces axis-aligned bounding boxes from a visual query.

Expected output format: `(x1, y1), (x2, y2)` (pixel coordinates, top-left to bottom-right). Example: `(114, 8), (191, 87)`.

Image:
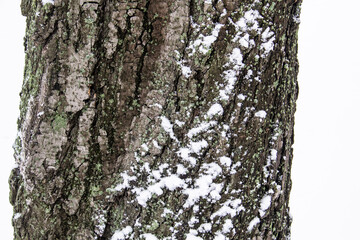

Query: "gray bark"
(10, 0), (301, 239)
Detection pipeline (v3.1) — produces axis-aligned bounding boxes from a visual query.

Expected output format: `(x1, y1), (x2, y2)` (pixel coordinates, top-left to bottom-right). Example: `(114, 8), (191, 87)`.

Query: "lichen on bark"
(10, 0), (301, 239)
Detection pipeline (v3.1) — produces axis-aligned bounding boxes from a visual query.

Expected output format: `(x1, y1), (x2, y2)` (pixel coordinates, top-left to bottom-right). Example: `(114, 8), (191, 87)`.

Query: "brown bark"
(10, 0), (301, 239)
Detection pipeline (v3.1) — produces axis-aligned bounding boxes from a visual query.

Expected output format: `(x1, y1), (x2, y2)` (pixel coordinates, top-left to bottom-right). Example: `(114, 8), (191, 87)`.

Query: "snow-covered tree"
(10, 0), (301, 239)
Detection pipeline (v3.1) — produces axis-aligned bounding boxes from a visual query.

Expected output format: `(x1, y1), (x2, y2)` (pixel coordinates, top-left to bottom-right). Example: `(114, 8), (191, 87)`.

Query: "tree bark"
(10, 0), (301, 239)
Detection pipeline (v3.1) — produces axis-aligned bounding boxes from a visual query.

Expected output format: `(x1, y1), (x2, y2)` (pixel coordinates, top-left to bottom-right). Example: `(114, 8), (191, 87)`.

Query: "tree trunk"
(10, 0), (301, 239)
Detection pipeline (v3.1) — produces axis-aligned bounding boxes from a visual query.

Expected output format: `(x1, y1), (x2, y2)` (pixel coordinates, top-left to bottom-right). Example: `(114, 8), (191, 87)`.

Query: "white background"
(0, 0), (359, 239)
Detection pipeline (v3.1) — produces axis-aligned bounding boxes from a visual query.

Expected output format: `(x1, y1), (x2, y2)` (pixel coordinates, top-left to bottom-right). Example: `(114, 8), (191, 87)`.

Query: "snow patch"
(189, 140), (208, 154)
(42, 0), (54, 5)
(254, 110), (267, 119)
(134, 174), (187, 206)
(211, 199), (244, 219)
(160, 116), (178, 141)
(111, 226), (133, 240)
(270, 149), (277, 161)
(198, 223), (212, 233)
(186, 233), (203, 240)
(140, 233), (159, 240)
(141, 143), (149, 152)
(219, 156), (232, 168)
(207, 103), (224, 117)
(247, 217), (260, 232)
(178, 147), (197, 166)
(214, 232), (226, 240)
(189, 23), (224, 55)
(175, 120), (185, 127)
(222, 219), (233, 233)
(184, 163), (223, 207)
(237, 94), (246, 101)
(181, 65), (192, 78)
(220, 48), (244, 100)
(187, 121), (217, 138)
(114, 172), (136, 191)
(152, 140), (161, 149)
(176, 164), (188, 175)
(259, 195), (272, 217)
(13, 213), (21, 220)
(260, 27), (275, 57)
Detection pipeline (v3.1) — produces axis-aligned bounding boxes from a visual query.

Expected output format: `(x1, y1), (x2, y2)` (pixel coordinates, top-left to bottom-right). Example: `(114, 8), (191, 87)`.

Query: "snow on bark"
(11, 0), (301, 239)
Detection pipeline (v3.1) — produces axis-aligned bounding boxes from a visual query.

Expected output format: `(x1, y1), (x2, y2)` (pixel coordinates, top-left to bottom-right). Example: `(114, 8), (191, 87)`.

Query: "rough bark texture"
(10, 0), (301, 239)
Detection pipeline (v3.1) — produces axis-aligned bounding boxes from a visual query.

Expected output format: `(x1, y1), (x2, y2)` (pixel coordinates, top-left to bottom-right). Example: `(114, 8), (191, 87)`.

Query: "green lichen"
(146, 220), (160, 231)
(52, 115), (67, 132)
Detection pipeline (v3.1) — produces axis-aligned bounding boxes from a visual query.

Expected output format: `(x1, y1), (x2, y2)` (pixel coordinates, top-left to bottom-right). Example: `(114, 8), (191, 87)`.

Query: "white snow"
(220, 48), (244, 100)
(237, 94), (246, 101)
(262, 27), (274, 40)
(161, 208), (174, 217)
(261, 37), (276, 56)
(239, 33), (251, 48)
(247, 217), (260, 232)
(178, 147), (197, 165)
(235, 10), (262, 32)
(293, 14), (301, 24)
(198, 223), (212, 233)
(175, 50), (192, 78)
(94, 209), (107, 236)
(184, 163), (223, 207)
(259, 195), (272, 217)
(207, 103), (224, 117)
(230, 161), (242, 174)
(160, 116), (178, 141)
(42, 0), (54, 5)
(175, 120), (185, 127)
(219, 156), (232, 168)
(270, 149), (278, 161)
(187, 121), (217, 138)
(254, 110), (267, 119)
(211, 199), (244, 219)
(214, 232), (226, 240)
(228, 48), (244, 70)
(134, 174), (187, 206)
(230, 9), (262, 46)
(176, 164), (188, 175)
(13, 213), (21, 220)
(222, 219), (233, 233)
(163, 175), (187, 191)
(152, 170), (161, 180)
(141, 143), (149, 152)
(12, 163), (19, 170)
(152, 140), (161, 149)
(140, 233), (159, 240)
(245, 69), (253, 80)
(111, 226), (133, 240)
(181, 65), (192, 78)
(114, 172), (136, 191)
(135, 189), (152, 206)
(203, 162), (223, 177)
(145, 183), (164, 196)
(189, 217), (199, 227)
(261, 27), (276, 56)
(189, 23), (223, 55)
(186, 233), (203, 240)
(189, 140), (208, 154)
(230, 9), (275, 57)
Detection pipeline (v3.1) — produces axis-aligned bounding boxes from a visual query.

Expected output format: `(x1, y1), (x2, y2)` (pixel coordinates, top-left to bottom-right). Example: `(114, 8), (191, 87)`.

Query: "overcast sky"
(1, 0), (359, 239)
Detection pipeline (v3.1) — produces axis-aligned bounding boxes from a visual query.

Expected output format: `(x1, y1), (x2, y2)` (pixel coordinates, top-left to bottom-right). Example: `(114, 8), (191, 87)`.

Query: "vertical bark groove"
(10, 0), (302, 239)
